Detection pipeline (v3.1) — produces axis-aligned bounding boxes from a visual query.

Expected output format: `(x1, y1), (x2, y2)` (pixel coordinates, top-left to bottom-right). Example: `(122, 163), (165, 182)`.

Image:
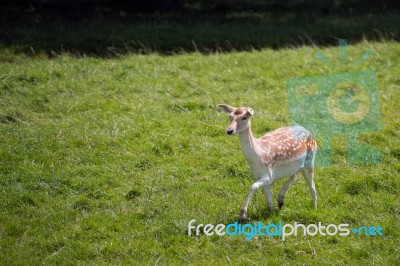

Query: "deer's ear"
(246, 108), (254, 116)
(217, 104), (236, 114)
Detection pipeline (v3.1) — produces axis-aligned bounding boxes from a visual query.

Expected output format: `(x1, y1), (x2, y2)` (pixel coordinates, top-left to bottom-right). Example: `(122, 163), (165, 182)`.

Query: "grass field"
(0, 39), (399, 264)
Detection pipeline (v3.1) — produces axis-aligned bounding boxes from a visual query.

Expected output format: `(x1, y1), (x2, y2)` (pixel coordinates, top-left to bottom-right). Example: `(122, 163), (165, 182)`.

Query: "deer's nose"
(227, 128), (234, 135)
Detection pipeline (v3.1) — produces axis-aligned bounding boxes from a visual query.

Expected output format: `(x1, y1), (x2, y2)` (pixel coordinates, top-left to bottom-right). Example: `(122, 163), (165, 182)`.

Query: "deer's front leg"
(263, 186), (274, 209)
(239, 176), (271, 222)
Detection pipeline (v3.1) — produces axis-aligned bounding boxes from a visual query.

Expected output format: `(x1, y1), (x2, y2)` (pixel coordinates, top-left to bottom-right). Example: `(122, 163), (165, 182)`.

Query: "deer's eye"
(242, 117), (247, 121)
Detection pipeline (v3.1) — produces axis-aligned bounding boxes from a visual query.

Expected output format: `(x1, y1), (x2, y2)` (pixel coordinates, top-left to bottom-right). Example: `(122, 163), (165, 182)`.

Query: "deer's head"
(217, 104), (254, 135)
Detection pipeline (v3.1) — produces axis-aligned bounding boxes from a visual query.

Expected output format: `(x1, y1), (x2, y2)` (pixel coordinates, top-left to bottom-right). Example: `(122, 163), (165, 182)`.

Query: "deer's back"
(259, 126), (317, 169)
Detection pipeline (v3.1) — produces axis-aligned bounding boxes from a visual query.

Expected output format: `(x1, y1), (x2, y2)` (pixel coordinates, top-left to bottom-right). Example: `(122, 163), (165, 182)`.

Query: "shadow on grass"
(245, 208), (281, 222)
(217, 208), (280, 225)
(0, 5), (400, 58)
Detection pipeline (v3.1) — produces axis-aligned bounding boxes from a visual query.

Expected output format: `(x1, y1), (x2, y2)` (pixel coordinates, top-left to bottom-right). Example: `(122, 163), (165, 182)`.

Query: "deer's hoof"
(238, 208), (247, 223)
(238, 216), (247, 224)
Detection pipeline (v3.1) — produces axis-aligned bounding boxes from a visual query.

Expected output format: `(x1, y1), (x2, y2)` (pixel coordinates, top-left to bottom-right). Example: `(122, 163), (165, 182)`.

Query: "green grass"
(0, 41), (399, 265)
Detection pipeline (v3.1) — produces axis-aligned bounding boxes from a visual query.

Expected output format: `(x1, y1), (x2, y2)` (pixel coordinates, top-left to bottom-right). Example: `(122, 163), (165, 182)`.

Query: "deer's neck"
(238, 126), (261, 162)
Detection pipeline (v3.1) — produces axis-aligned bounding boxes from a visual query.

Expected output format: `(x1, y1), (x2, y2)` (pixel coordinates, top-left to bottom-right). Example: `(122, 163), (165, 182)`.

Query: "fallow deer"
(217, 104), (318, 222)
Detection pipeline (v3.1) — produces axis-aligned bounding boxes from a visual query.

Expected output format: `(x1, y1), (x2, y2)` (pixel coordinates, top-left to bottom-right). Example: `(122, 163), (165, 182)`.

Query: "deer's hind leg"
(301, 168), (317, 209)
(277, 174), (297, 209)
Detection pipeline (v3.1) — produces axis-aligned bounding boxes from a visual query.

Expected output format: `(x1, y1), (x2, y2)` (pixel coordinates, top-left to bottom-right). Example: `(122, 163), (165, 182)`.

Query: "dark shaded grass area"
(1, 5), (400, 58)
